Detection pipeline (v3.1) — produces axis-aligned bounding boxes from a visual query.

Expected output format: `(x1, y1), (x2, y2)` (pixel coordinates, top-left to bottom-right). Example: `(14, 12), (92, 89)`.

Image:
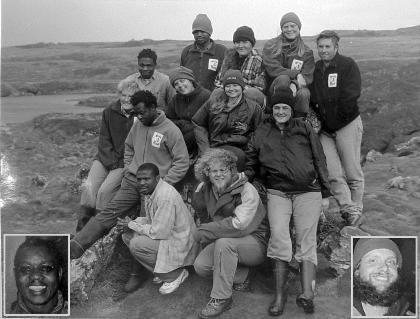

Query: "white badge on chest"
(291, 59), (303, 71)
(208, 59), (218, 71)
(328, 73), (338, 88)
(151, 132), (163, 148)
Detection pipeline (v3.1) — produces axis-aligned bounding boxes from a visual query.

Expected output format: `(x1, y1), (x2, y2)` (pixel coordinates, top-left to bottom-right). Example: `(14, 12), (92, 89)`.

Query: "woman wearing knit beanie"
(192, 69), (262, 171)
(262, 12), (315, 117)
(214, 25), (266, 109)
(245, 88), (331, 316)
(167, 66), (211, 156)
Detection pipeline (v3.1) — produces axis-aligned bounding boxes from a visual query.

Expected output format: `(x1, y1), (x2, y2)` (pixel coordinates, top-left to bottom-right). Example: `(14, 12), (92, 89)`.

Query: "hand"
(296, 74), (307, 89)
(116, 216), (131, 231)
(321, 198), (330, 213)
(232, 121), (248, 134)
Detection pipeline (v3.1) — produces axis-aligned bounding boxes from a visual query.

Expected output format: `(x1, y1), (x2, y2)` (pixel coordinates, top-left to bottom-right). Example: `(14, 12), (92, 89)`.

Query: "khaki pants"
(194, 236), (266, 299)
(267, 190), (321, 265)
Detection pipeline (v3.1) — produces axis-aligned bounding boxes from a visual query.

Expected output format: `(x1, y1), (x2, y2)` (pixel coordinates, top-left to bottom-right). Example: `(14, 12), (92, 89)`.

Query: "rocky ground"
(1, 113), (419, 318)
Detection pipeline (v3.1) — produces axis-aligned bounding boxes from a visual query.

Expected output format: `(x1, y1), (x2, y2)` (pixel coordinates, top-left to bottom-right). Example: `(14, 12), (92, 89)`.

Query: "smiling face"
(281, 22), (300, 40)
(317, 38), (338, 62)
(132, 102), (157, 126)
(224, 84), (243, 99)
(273, 103), (292, 124)
(234, 40), (253, 57)
(14, 246), (61, 312)
(174, 78), (195, 95)
(138, 57), (156, 79)
(208, 160), (233, 193)
(136, 169), (159, 195)
(357, 248), (399, 293)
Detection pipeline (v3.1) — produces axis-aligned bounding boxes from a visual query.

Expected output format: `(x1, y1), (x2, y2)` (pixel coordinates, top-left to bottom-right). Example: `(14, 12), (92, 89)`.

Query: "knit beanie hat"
(280, 12), (302, 30)
(222, 70), (245, 88)
(233, 26), (256, 46)
(169, 66), (196, 87)
(192, 14), (213, 35)
(353, 238), (402, 268)
(270, 87), (295, 108)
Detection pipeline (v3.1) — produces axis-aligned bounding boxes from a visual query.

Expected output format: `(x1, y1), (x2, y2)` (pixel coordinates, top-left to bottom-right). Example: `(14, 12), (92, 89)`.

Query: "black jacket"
(95, 101), (134, 170)
(245, 118), (331, 198)
(310, 53), (361, 133)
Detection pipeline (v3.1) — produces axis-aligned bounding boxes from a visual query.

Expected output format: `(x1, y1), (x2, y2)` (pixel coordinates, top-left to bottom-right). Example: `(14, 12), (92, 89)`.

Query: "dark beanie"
(169, 66), (196, 87)
(280, 12), (302, 30)
(192, 14), (213, 35)
(222, 70), (245, 88)
(233, 26), (256, 46)
(270, 87), (295, 108)
(353, 238), (402, 268)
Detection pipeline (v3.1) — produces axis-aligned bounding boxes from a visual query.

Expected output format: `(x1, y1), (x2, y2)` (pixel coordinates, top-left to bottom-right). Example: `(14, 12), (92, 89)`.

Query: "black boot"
(75, 206), (96, 232)
(296, 261), (316, 314)
(124, 259), (148, 293)
(268, 260), (289, 316)
(70, 218), (108, 259)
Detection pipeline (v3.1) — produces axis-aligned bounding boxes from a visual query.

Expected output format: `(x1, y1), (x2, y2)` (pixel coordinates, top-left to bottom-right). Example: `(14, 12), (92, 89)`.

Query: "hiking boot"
(343, 212), (364, 227)
(233, 268), (255, 292)
(71, 217), (108, 259)
(124, 273), (148, 293)
(158, 269), (189, 295)
(268, 260), (289, 316)
(199, 297), (233, 318)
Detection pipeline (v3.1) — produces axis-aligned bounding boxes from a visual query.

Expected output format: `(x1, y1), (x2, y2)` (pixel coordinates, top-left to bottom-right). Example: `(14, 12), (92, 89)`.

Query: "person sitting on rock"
(192, 148), (269, 319)
(167, 66), (211, 156)
(262, 12), (314, 117)
(118, 163), (197, 295)
(192, 70), (262, 171)
(124, 48), (175, 112)
(70, 90), (189, 259)
(245, 87), (331, 316)
(214, 26), (266, 109)
(75, 79), (139, 232)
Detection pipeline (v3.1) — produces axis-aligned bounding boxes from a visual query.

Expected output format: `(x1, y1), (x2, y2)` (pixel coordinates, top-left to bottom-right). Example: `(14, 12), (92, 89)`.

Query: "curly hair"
(137, 48), (157, 64)
(117, 79), (140, 94)
(130, 90), (157, 108)
(194, 148), (238, 182)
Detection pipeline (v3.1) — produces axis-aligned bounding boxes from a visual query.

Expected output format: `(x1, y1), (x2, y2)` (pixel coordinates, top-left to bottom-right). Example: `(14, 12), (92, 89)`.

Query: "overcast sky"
(2, 0), (420, 47)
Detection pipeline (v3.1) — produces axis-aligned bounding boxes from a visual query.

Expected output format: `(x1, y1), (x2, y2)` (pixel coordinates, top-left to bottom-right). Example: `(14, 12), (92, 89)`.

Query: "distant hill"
(331, 25), (420, 37)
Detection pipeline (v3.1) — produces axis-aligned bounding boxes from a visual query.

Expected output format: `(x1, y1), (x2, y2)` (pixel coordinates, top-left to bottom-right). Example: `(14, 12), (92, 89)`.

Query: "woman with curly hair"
(192, 148), (269, 318)
(262, 12), (315, 117)
(192, 70), (262, 171)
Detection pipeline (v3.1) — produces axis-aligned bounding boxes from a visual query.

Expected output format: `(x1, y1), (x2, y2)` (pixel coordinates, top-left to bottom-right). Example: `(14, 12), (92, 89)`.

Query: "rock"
(386, 175), (420, 192)
(365, 149), (382, 162)
(77, 163), (91, 180)
(70, 227), (122, 304)
(32, 174), (47, 187)
(395, 136), (420, 152)
(58, 156), (80, 168)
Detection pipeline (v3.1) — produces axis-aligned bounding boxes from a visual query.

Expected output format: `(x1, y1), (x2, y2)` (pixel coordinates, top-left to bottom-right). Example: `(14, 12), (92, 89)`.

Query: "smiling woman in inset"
(11, 237), (67, 315)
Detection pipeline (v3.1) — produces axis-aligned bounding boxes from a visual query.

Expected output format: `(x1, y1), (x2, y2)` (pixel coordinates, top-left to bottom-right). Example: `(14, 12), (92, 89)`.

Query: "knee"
(214, 238), (234, 253)
(194, 256), (212, 277)
(296, 87), (310, 99)
(272, 75), (291, 89)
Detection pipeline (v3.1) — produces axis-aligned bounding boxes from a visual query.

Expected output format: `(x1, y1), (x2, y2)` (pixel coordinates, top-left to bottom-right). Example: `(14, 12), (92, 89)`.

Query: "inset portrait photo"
(3, 234), (70, 316)
(351, 236), (417, 318)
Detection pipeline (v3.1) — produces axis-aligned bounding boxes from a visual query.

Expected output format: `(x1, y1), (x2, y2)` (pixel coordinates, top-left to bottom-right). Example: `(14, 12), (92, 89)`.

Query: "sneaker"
(158, 269), (189, 294)
(199, 297), (233, 318)
(152, 276), (163, 285)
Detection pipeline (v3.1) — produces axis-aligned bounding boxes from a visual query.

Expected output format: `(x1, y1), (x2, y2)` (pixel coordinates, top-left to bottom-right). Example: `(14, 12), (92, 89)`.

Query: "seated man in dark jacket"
(192, 148), (269, 319)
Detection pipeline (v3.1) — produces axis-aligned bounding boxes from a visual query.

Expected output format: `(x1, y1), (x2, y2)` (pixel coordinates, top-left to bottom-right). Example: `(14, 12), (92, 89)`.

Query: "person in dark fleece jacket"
(75, 79), (138, 232)
(167, 66), (211, 155)
(245, 87), (331, 317)
(310, 30), (364, 226)
(192, 148), (269, 319)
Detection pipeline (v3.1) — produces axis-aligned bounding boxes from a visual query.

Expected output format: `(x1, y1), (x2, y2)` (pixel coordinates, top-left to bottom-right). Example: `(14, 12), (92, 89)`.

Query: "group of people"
(70, 11), (366, 318)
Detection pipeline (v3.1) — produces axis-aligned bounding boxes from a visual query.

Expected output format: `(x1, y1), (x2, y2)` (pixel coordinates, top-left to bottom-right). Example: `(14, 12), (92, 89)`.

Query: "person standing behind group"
(181, 14), (226, 91)
(245, 88), (331, 316)
(262, 12), (315, 117)
(75, 79), (138, 232)
(310, 30), (364, 226)
(167, 66), (211, 156)
(124, 48), (175, 112)
(192, 70), (262, 171)
(215, 26), (266, 108)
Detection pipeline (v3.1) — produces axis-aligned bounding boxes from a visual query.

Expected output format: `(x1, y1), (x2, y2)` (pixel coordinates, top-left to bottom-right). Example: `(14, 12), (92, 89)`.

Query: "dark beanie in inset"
(233, 26), (256, 46)
(353, 238), (402, 268)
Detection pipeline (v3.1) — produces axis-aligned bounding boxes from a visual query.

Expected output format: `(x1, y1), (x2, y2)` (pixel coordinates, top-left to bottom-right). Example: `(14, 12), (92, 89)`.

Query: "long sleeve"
(124, 126), (135, 167)
(244, 133), (260, 182)
(338, 58), (361, 110)
(97, 109), (117, 169)
(300, 49), (315, 85)
(192, 101), (211, 154)
(231, 183), (260, 230)
(142, 199), (176, 240)
(163, 128), (189, 185)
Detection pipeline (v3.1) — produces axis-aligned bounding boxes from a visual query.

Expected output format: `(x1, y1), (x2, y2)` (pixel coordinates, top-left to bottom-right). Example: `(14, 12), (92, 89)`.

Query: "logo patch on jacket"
(328, 73), (338, 87)
(291, 59), (303, 71)
(151, 132), (163, 148)
(208, 59), (219, 71)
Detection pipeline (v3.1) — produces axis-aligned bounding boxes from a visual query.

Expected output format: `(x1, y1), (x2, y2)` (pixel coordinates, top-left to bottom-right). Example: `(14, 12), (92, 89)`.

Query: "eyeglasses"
(16, 264), (56, 276)
(209, 167), (230, 176)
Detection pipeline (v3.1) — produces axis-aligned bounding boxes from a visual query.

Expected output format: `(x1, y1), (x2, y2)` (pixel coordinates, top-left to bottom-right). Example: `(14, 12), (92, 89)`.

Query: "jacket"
(192, 91), (263, 154)
(262, 36), (315, 86)
(352, 296), (412, 317)
(10, 291), (68, 314)
(166, 85), (211, 136)
(95, 101), (134, 170)
(310, 53), (361, 133)
(181, 40), (227, 91)
(128, 179), (198, 273)
(124, 111), (189, 185)
(192, 173), (269, 247)
(245, 118), (331, 198)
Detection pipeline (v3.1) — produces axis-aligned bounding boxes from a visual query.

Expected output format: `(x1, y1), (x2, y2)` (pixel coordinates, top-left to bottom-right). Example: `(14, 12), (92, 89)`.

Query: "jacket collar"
(190, 39), (216, 54)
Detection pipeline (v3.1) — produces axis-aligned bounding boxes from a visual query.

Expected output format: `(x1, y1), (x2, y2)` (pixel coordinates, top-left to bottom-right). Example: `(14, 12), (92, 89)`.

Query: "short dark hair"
(130, 90), (157, 108)
(137, 163), (160, 177)
(14, 237), (62, 268)
(316, 30), (340, 47)
(137, 48), (157, 64)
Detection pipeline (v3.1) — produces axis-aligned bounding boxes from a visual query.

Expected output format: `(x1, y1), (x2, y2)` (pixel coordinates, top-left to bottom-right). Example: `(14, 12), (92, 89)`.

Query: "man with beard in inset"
(352, 238), (414, 317)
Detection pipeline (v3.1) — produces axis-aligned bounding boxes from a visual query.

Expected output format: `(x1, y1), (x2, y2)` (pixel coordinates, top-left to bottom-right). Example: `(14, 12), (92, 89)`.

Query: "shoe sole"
(296, 298), (314, 314)
(198, 300), (232, 319)
(159, 270), (189, 295)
